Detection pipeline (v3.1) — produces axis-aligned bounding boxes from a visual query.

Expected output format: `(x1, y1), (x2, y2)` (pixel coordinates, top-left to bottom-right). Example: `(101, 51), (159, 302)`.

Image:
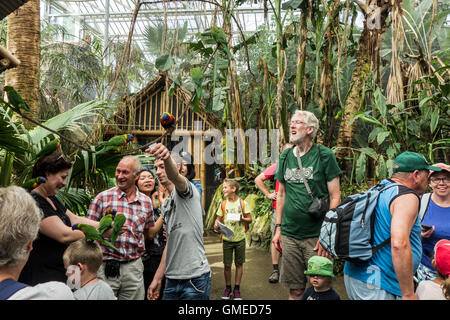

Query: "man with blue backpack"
(321, 151), (442, 300)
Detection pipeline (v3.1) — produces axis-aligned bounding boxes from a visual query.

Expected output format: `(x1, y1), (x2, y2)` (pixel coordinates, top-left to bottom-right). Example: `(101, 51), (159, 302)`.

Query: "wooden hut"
(106, 73), (222, 211)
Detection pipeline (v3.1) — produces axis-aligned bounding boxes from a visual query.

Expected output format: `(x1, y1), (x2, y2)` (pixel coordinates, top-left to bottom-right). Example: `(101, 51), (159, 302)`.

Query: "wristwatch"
(275, 224), (281, 229)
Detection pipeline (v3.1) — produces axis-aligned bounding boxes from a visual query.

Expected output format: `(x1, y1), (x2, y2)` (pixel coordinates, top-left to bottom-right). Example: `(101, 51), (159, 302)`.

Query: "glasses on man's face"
(430, 176), (450, 184)
(289, 120), (307, 126)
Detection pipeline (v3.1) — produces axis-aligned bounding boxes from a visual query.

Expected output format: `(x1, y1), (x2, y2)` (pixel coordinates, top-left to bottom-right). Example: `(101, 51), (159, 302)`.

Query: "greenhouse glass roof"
(42, 0), (276, 56)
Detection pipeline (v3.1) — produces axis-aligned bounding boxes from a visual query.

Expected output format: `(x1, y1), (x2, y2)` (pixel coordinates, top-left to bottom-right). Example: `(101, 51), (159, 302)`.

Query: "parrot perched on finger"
(98, 209), (116, 235)
(96, 134), (135, 155)
(72, 223), (118, 251)
(36, 138), (61, 158)
(3, 86), (32, 114)
(110, 213), (126, 245)
(21, 176), (46, 191)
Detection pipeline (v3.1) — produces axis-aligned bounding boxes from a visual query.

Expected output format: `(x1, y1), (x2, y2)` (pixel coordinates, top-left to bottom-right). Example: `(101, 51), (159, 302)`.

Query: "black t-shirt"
(301, 286), (340, 300)
(19, 193), (71, 286)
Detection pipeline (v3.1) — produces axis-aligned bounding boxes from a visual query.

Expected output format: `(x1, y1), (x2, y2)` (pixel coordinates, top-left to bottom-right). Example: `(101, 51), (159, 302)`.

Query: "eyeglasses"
(289, 120), (307, 126)
(430, 177), (450, 184)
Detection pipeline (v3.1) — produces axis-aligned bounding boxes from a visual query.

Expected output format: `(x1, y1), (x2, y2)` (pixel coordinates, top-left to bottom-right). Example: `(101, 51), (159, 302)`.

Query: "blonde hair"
(0, 186), (42, 267)
(223, 178), (240, 193)
(63, 239), (103, 273)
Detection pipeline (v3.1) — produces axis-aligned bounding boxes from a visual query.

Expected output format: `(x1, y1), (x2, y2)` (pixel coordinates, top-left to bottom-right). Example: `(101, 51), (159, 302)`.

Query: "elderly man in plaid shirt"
(87, 156), (154, 300)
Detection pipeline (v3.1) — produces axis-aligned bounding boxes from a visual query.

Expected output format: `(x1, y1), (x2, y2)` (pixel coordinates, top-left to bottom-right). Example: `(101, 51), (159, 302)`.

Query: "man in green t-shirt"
(272, 110), (342, 300)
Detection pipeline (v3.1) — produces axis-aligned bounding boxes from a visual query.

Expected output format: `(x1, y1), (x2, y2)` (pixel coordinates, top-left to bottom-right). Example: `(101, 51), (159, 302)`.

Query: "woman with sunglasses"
(19, 151), (100, 286)
(416, 163), (450, 283)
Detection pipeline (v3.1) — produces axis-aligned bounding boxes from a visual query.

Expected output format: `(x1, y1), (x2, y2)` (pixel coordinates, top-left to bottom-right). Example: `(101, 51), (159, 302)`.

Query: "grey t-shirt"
(161, 177), (210, 279)
(73, 280), (117, 300)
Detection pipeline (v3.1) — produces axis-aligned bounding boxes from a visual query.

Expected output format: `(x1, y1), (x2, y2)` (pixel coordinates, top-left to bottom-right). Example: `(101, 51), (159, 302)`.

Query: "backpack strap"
(419, 193), (431, 222)
(238, 199), (249, 232)
(0, 279), (29, 300)
(221, 199), (227, 221)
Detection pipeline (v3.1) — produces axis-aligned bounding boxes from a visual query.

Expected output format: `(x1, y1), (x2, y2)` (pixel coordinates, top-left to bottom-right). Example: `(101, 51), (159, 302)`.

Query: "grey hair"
(291, 110), (319, 138)
(0, 186), (42, 267)
(120, 156), (142, 175)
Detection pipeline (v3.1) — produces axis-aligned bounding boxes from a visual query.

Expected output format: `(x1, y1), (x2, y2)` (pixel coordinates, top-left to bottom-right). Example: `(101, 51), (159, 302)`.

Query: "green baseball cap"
(304, 256), (335, 279)
(393, 151), (442, 173)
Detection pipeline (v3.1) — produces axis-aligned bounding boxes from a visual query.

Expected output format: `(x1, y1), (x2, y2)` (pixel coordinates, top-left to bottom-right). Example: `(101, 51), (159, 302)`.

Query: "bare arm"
(390, 193), (420, 300)
(272, 182), (285, 247)
(255, 173), (277, 200)
(146, 143), (187, 193)
(40, 216), (84, 244)
(327, 176), (341, 209)
(145, 215), (163, 239)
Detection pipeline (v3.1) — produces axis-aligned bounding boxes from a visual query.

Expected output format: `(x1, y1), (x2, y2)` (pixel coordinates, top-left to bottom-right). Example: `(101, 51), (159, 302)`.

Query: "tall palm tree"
(5, 0), (40, 129)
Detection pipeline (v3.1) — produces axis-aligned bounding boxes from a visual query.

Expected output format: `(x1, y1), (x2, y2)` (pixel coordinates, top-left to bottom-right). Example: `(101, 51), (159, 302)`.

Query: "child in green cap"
(302, 256), (340, 300)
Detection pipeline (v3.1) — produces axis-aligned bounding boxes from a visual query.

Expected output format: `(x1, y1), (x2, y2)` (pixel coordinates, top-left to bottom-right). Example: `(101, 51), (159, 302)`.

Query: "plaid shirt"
(87, 186), (154, 261)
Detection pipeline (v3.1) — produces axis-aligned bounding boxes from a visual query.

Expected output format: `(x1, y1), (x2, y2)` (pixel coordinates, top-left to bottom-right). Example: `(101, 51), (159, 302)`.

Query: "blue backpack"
(319, 182), (401, 263)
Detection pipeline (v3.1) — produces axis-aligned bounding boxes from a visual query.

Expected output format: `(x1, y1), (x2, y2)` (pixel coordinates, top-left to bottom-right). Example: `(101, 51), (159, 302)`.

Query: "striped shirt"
(87, 186), (154, 261)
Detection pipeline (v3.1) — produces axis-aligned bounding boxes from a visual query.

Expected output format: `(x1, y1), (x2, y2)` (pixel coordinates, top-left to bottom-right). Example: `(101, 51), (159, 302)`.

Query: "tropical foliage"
(1, 0), (448, 221)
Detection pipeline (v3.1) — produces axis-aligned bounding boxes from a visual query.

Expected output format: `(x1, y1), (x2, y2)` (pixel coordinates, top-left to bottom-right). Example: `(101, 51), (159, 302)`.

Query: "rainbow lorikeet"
(72, 223), (118, 251)
(21, 176), (46, 191)
(98, 209), (117, 235)
(110, 213), (126, 245)
(96, 134), (135, 155)
(36, 138), (61, 158)
(3, 86), (32, 113)
(160, 112), (175, 131)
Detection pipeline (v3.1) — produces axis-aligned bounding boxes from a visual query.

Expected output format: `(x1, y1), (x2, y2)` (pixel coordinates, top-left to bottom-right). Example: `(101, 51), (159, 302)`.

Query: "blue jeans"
(344, 274), (401, 300)
(162, 272), (211, 300)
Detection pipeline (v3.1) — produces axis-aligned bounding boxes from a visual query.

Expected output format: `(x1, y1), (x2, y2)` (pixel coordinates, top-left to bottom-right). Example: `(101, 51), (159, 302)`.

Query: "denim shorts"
(344, 274), (401, 300)
(162, 271), (211, 300)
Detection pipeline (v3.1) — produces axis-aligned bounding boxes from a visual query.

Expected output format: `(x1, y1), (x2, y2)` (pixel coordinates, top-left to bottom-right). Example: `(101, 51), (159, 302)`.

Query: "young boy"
(214, 178), (252, 300)
(63, 239), (116, 300)
(302, 256), (340, 300)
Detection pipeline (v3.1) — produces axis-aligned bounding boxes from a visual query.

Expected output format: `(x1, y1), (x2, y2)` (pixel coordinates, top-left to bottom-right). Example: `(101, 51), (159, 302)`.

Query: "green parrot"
(3, 86), (32, 113)
(96, 134), (135, 155)
(98, 208), (116, 235)
(36, 138), (61, 158)
(21, 176), (46, 191)
(110, 213), (126, 245)
(210, 26), (232, 58)
(72, 223), (118, 251)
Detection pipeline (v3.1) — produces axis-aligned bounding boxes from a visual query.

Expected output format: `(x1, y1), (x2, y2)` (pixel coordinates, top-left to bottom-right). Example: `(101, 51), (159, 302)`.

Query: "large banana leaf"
(24, 99), (110, 150)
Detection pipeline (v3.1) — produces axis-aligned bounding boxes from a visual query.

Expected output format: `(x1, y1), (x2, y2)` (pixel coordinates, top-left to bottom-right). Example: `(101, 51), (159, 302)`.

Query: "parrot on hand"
(110, 213), (126, 245)
(96, 134), (135, 155)
(3, 86), (32, 114)
(72, 223), (118, 251)
(36, 138), (61, 158)
(21, 176), (46, 191)
(98, 209), (117, 235)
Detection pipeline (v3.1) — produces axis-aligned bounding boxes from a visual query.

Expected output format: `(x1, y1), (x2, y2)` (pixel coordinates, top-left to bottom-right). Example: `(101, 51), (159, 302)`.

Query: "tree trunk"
(6, 0), (40, 129)
(335, 1), (391, 160)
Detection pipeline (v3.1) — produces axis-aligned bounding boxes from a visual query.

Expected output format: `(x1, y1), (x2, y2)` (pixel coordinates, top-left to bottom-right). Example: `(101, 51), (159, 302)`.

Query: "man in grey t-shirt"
(145, 143), (211, 300)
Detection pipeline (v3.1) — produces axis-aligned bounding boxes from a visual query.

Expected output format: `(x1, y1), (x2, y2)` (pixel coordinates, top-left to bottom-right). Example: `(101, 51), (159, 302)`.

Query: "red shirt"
(263, 163), (279, 209)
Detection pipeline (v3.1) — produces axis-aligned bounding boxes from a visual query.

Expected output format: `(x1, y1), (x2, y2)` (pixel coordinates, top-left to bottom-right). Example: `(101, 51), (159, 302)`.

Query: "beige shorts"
(280, 235), (318, 290)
